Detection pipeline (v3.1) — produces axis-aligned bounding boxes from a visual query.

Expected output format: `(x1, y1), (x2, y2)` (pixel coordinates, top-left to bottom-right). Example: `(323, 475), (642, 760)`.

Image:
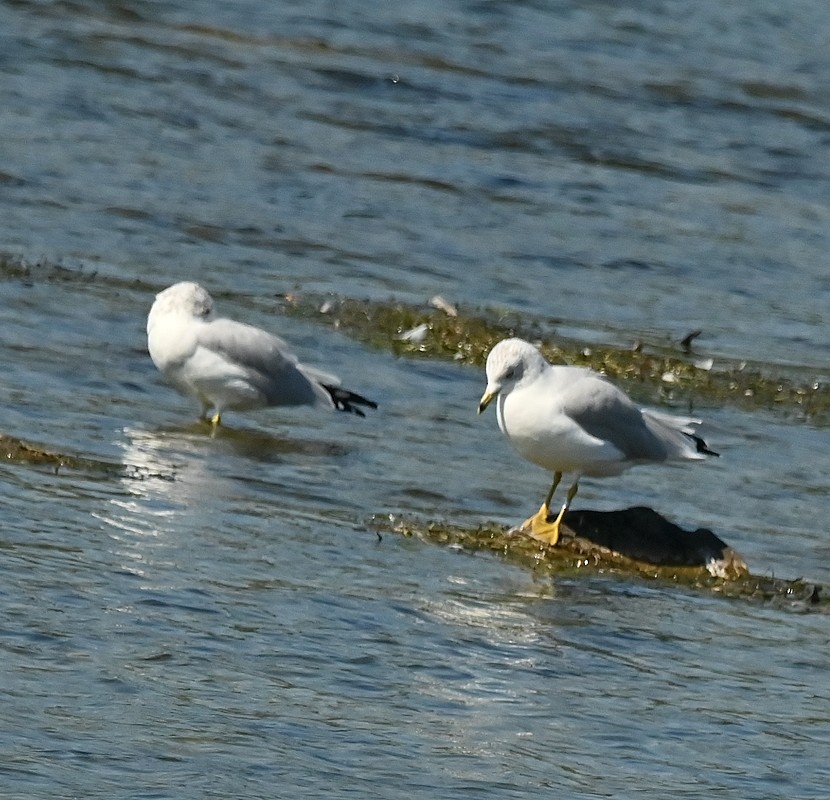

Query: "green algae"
(377, 514), (743, 583)
(0, 433), (114, 473)
(0, 431), (175, 483)
(375, 514), (825, 609)
(278, 292), (828, 423)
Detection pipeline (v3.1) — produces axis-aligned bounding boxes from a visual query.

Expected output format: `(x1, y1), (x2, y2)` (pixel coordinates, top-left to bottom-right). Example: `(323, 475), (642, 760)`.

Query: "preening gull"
(147, 282), (377, 425)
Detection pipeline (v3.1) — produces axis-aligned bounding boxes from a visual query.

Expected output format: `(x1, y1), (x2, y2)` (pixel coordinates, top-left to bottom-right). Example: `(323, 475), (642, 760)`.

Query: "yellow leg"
(210, 412), (222, 426)
(542, 472), (563, 510)
(521, 475), (579, 547)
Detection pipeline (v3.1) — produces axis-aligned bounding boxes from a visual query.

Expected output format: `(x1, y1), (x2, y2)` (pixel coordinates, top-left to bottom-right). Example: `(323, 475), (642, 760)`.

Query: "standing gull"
(477, 338), (717, 546)
(147, 282), (377, 425)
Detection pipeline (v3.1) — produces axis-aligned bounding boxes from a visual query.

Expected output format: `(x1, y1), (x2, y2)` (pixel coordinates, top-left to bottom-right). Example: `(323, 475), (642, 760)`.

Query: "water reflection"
(95, 423), (361, 575)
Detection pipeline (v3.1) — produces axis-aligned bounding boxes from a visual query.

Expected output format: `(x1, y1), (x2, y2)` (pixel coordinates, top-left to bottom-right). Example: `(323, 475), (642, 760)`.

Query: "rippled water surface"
(2, 1), (829, 798)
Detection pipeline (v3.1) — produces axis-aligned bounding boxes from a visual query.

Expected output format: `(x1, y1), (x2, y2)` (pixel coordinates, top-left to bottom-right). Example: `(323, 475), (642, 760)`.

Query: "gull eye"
(504, 367), (516, 380)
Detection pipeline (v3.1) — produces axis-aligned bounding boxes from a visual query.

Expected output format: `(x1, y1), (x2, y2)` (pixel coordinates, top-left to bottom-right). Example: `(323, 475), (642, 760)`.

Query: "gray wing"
(559, 373), (676, 462)
(198, 318), (329, 407)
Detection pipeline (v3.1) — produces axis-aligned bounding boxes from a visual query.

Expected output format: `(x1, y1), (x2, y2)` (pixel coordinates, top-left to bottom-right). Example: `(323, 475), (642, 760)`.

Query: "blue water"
(1, 1), (829, 798)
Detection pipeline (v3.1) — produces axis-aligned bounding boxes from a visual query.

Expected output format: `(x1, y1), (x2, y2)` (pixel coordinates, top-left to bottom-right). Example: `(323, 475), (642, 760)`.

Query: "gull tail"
(642, 409), (719, 460)
(321, 384), (378, 417)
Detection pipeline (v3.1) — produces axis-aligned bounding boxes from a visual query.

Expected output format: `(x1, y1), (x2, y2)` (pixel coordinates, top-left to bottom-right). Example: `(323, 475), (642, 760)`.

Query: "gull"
(477, 338), (717, 546)
(147, 282), (377, 425)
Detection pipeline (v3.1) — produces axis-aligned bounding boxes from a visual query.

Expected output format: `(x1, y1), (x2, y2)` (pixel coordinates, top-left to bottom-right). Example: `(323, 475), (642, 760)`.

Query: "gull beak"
(477, 389), (497, 415)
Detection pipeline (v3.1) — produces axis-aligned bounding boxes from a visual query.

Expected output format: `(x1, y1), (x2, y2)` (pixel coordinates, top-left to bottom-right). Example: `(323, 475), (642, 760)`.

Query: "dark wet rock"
(384, 511), (825, 606)
(560, 506), (748, 578)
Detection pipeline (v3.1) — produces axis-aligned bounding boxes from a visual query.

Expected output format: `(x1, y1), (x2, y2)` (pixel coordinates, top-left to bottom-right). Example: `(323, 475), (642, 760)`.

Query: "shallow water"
(1, 1), (829, 798)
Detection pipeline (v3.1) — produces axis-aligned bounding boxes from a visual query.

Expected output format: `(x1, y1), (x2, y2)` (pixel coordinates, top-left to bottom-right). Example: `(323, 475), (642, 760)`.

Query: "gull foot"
(519, 503), (566, 547)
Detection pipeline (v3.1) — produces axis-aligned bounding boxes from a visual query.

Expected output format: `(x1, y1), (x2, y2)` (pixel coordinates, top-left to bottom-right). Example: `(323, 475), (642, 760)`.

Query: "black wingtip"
(687, 432), (719, 457)
(322, 384), (378, 416)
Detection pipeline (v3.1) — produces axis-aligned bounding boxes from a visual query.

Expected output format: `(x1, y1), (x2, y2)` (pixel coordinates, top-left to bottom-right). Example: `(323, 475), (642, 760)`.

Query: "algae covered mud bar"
(278, 288), (828, 424)
(2, 254), (826, 421)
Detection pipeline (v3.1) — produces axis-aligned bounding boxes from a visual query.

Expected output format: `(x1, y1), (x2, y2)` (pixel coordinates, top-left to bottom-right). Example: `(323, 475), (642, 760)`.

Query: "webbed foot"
(519, 502), (568, 547)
